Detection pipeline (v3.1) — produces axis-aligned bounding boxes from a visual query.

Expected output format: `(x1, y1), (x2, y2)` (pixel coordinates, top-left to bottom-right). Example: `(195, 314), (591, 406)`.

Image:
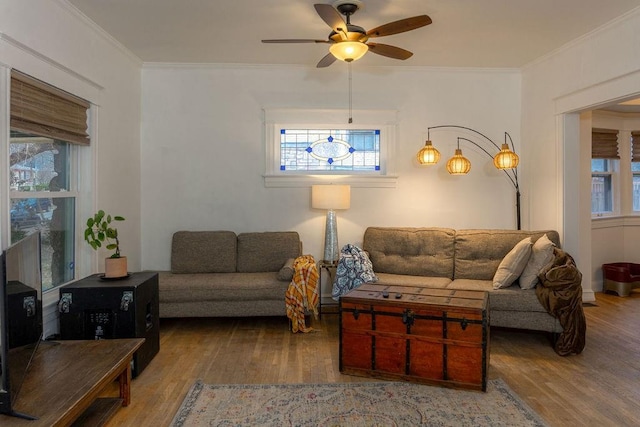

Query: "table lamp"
(311, 184), (351, 264)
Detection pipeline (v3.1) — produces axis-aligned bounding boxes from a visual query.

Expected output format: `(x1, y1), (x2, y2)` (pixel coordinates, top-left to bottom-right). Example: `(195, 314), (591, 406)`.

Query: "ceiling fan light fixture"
(329, 41), (368, 62)
(263, 3), (431, 67)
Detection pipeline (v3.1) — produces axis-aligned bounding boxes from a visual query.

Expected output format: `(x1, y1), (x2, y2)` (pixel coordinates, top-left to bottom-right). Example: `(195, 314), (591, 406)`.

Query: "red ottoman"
(602, 263), (640, 297)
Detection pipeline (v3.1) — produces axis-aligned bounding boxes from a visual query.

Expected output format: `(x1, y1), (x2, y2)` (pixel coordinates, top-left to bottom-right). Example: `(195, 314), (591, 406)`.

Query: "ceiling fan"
(262, 0), (432, 68)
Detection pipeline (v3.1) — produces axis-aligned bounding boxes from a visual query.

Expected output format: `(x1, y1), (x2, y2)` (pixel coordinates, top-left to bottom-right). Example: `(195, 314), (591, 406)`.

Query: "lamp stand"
(516, 189), (521, 230)
(323, 209), (339, 264)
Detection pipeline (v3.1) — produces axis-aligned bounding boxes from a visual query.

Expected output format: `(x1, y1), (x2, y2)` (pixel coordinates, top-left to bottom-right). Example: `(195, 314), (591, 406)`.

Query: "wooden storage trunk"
(339, 284), (490, 391)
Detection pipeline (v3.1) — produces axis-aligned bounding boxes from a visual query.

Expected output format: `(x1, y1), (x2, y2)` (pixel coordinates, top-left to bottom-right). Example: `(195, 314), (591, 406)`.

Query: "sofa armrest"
(277, 258), (296, 281)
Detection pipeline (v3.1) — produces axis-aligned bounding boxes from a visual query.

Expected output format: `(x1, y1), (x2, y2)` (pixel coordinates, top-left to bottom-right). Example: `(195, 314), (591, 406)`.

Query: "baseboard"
(582, 288), (596, 303)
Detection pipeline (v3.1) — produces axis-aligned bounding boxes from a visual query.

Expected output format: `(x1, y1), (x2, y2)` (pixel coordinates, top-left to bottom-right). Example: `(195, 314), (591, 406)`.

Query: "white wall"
(522, 8), (640, 301)
(0, 0), (142, 274)
(141, 64), (522, 289)
(0, 0), (142, 335)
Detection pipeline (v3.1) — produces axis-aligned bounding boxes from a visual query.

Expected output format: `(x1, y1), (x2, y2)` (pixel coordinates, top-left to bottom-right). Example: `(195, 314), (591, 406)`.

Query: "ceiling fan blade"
(314, 3), (347, 34)
(262, 39), (329, 43)
(366, 15), (432, 38)
(316, 52), (337, 68)
(367, 43), (413, 60)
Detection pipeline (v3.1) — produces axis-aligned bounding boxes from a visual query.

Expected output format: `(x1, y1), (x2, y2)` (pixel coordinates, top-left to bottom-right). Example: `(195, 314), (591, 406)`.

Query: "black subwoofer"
(58, 271), (159, 377)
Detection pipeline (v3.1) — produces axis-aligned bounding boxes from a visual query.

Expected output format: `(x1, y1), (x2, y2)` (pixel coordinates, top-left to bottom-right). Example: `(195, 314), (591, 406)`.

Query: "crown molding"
(0, 32), (104, 91)
(56, 0), (142, 67)
(523, 6), (640, 71)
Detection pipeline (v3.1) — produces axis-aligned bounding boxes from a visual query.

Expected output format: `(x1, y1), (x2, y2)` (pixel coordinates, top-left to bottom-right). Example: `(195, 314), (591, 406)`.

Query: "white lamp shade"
(311, 185), (351, 210)
(329, 41), (369, 62)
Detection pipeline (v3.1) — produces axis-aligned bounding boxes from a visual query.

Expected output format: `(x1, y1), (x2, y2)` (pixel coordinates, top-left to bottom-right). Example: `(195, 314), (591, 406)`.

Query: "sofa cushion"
(447, 278), (493, 292)
(374, 272), (452, 288)
(159, 271), (289, 303)
(519, 233), (556, 289)
(448, 279), (549, 313)
(454, 229), (560, 280)
(492, 237), (533, 289)
(237, 232), (301, 273)
(363, 227), (455, 278)
(171, 231), (237, 274)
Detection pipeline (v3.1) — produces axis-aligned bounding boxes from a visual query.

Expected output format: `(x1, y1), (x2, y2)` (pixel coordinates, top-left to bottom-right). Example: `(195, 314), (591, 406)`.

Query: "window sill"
(263, 174), (398, 188)
(591, 215), (640, 229)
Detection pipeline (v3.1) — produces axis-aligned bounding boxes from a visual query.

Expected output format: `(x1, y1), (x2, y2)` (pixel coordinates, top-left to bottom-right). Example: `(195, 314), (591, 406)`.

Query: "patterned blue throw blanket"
(332, 244), (378, 300)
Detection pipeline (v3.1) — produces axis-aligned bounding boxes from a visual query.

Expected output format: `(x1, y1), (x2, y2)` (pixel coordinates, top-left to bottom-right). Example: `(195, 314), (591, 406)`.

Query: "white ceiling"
(67, 0), (640, 68)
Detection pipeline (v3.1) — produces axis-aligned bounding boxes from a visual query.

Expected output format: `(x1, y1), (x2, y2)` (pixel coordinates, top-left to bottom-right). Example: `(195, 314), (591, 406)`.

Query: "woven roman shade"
(632, 131), (640, 162)
(591, 128), (619, 159)
(10, 70), (90, 145)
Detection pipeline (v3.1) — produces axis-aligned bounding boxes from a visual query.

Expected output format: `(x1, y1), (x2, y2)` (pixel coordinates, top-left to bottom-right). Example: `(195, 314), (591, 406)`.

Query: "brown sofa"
(362, 227), (565, 333)
(158, 231), (301, 317)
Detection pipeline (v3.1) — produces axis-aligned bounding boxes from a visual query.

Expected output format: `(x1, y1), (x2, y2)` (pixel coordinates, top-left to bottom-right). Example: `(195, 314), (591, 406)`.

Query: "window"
(10, 132), (77, 291)
(264, 108), (398, 188)
(632, 163), (640, 211)
(591, 128), (619, 216)
(591, 159), (615, 214)
(7, 70), (90, 292)
(632, 131), (640, 212)
(280, 129), (380, 173)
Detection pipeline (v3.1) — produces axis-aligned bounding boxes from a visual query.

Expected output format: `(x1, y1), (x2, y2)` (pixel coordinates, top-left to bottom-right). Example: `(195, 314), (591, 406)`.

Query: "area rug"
(170, 379), (548, 426)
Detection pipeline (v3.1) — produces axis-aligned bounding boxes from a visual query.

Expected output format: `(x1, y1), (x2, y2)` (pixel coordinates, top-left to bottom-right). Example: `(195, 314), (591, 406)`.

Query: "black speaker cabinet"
(7, 281), (41, 349)
(58, 271), (160, 377)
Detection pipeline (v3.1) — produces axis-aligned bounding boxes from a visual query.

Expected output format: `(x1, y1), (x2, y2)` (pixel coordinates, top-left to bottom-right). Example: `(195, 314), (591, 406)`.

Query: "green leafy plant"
(84, 210), (125, 258)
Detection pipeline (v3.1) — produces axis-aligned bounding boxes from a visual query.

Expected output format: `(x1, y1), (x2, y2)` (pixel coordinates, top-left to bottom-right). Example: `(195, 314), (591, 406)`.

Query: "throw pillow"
(492, 237), (533, 289)
(519, 234), (556, 289)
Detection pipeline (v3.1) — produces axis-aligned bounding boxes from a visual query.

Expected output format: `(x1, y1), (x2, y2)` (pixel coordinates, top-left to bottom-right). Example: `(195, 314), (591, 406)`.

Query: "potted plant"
(84, 210), (127, 278)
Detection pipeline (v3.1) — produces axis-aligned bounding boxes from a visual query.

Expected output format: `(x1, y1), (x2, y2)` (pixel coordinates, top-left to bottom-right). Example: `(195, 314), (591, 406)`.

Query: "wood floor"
(105, 292), (640, 427)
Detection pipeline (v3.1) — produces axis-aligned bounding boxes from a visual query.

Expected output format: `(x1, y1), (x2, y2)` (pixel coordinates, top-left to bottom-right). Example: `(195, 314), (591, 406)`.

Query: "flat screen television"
(0, 231), (42, 420)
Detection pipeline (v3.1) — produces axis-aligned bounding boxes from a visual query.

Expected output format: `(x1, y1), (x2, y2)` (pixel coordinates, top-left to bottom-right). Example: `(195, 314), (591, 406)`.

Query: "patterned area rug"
(171, 379), (548, 426)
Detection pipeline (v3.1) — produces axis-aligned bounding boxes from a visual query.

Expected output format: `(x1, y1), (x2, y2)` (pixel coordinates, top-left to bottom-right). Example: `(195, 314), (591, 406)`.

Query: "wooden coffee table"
(2, 338), (144, 426)
(339, 284), (489, 391)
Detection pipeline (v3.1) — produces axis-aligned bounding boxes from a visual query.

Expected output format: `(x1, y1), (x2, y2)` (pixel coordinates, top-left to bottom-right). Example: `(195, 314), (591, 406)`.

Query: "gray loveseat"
(158, 231), (301, 318)
(362, 227), (564, 333)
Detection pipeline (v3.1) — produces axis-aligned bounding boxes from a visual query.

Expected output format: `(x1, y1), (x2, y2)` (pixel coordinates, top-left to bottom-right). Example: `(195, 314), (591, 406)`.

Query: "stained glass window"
(280, 129), (380, 172)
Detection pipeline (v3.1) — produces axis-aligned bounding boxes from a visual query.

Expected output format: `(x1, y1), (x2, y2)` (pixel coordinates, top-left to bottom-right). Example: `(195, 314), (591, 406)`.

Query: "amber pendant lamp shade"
(493, 143), (519, 169)
(416, 140), (440, 165)
(446, 148), (471, 175)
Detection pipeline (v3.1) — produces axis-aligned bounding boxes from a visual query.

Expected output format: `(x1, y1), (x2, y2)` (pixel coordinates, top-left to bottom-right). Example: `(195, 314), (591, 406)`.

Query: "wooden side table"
(318, 261), (338, 317)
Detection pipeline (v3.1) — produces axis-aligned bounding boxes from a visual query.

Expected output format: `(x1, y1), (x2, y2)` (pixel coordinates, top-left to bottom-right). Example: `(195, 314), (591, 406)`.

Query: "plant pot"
(105, 256), (128, 278)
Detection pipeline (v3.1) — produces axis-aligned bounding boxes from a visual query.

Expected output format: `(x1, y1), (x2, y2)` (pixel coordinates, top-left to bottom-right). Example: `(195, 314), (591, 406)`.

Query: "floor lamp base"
(323, 209), (339, 264)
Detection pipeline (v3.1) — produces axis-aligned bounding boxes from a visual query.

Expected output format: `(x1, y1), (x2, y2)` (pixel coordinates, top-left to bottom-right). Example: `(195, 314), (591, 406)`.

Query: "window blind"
(591, 128), (618, 159)
(10, 70), (90, 145)
(632, 131), (640, 162)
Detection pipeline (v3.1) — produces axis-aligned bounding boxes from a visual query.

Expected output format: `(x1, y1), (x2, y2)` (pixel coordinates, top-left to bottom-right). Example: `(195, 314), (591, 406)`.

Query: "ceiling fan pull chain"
(348, 62), (353, 124)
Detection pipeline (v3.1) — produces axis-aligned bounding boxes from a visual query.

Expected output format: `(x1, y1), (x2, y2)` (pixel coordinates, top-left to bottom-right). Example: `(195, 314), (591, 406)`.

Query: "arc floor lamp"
(416, 125), (521, 230)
